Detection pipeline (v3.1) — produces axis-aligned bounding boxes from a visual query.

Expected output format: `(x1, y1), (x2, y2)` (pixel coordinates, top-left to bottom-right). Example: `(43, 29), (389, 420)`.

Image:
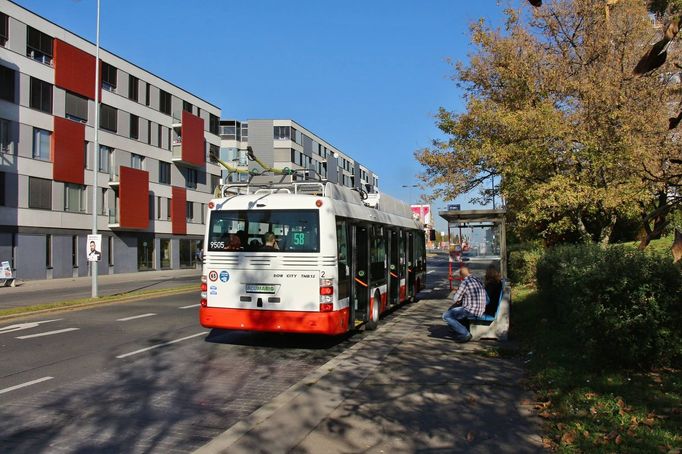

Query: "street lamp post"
(91, 0), (101, 298)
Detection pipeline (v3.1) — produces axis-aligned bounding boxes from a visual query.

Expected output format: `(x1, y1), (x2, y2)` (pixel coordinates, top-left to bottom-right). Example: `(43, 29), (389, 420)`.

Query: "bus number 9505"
(210, 241), (224, 249)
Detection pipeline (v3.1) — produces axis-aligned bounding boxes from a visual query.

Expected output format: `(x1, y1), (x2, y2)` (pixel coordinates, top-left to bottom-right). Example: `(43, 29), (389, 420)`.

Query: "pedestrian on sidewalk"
(442, 262), (486, 342)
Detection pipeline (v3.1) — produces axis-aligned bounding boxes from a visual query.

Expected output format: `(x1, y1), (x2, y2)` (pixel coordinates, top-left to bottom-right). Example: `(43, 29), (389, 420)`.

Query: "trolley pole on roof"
(91, 0), (101, 298)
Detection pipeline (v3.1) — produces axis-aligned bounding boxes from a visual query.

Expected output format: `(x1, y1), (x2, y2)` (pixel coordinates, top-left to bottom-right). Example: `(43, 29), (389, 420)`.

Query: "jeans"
(442, 306), (474, 339)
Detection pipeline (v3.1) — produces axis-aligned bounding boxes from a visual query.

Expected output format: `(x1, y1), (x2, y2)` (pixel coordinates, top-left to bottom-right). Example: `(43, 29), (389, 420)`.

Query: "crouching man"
(442, 262), (486, 343)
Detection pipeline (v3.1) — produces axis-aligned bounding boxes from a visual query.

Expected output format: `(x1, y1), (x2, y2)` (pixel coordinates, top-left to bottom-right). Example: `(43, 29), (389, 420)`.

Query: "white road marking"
(0, 376), (54, 395)
(16, 328), (79, 339)
(427, 270), (435, 274)
(0, 319), (63, 335)
(179, 304), (200, 309)
(116, 313), (156, 322)
(420, 289), (433, 293)
(434, 287), (442, 291)
(116, 332), (207, 359)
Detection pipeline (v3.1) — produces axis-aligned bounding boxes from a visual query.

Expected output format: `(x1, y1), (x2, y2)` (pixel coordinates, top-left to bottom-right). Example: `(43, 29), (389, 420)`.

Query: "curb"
(0, 285), (198, 322)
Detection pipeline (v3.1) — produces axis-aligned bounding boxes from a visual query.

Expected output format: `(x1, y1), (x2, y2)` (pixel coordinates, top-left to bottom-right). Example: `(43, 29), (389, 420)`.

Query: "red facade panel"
(171, 186), (187, 235)
(52, 116), (85, 185)
(119, 167), (149, 229)
(181, 110), (205, 167)
(54, 39), (96, 100)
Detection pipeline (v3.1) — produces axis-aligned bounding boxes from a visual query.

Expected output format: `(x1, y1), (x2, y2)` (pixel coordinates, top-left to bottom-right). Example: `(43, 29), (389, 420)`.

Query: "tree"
(417, 0), (682, 245)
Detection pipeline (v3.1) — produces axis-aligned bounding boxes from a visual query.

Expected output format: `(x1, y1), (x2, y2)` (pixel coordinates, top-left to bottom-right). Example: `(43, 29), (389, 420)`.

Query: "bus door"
(352, 224), (370, 326)
(336, 220), (351, 318)
(389, 229), (400, 305)
(407, 231), (415, 297)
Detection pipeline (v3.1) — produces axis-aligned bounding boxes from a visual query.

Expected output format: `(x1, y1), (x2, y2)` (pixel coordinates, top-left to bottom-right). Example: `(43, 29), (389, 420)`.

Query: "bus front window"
(207, 210), (320, 253)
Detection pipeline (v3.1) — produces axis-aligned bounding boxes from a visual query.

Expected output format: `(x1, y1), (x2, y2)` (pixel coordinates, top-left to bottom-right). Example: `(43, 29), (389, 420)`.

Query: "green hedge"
(508, 242), (543, 285)
(536, 244), (682, 369)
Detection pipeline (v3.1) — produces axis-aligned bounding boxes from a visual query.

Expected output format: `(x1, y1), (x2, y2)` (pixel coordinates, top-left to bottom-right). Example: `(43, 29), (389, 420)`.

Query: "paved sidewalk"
(196, 291), (542, 453)
(0, 268), (201, 310)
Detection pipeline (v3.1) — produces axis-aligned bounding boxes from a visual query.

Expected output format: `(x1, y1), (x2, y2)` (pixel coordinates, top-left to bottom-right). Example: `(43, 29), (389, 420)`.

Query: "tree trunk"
(599, 213), (618, 245)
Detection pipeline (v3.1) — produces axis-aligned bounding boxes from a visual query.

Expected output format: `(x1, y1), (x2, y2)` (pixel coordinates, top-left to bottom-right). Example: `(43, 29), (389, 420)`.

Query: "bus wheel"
(366, 293), (380, 331)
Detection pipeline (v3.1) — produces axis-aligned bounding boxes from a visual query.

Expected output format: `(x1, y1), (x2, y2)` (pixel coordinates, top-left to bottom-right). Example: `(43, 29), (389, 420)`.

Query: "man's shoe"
(454, 334), (473, 343)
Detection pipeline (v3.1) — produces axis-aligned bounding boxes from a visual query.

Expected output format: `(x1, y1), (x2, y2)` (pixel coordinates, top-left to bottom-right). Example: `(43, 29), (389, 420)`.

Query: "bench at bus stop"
(467, 282), (511, 341)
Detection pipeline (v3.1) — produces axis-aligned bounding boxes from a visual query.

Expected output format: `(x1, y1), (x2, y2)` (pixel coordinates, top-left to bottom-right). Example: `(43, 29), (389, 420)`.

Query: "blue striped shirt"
(452, 275), (486, 317)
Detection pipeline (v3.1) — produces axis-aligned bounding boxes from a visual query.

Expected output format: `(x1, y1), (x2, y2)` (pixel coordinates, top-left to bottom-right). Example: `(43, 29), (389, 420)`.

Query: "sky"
(13, 0), (513, 232)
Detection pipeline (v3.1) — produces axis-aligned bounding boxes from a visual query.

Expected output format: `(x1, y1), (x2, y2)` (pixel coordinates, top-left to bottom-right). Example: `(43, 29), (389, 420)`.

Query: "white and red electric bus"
(199, 180), (426, 335)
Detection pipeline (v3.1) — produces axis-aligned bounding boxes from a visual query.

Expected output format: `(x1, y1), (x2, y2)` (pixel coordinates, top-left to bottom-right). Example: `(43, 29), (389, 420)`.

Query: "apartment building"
(0, 0), (222, 279)
(219, 119), (380, 192)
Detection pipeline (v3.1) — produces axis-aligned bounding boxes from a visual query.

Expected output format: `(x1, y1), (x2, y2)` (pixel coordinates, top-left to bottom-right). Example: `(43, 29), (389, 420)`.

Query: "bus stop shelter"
(439, 208), (507, 285)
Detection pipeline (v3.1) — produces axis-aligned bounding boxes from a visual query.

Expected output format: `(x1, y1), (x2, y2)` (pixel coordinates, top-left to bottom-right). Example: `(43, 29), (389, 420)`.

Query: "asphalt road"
(0, 289), (373, 452)
(0, 253), (452, 453)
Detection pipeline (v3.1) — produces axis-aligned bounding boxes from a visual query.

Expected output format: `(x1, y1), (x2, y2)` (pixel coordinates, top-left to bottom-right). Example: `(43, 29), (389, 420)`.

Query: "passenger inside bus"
(260, 232), (279, 251)
(225, 234), (241, 251)
(248, 239), (262, 250)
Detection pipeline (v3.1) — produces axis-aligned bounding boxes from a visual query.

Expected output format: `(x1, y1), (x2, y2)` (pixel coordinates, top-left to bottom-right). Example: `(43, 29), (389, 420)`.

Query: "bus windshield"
(207, 209), (320, 253)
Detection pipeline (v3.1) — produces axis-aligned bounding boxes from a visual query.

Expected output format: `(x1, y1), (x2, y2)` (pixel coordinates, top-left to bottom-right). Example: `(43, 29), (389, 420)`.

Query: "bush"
(508, 242), (543, 285)
(536, 244), (682, 369)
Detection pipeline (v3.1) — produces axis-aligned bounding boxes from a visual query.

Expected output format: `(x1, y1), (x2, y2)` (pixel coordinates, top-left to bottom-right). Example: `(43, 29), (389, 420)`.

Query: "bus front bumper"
(200, 307), (350, 335)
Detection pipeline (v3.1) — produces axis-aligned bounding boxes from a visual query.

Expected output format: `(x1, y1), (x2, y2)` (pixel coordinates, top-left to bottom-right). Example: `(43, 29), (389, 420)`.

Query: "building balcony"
(170, 110), (205, 168)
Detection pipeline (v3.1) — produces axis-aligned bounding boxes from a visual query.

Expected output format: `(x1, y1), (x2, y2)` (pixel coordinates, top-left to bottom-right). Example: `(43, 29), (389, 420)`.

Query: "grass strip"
(0, 284), (197, 319)
(512, 285), (681, 452)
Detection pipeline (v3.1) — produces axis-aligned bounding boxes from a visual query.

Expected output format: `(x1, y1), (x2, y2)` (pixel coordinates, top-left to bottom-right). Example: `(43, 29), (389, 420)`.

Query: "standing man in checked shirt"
(442, 262), (487, 343)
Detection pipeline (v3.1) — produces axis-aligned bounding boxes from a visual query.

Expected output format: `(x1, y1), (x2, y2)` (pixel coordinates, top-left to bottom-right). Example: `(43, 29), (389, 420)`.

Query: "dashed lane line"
(178, 304), (200, 309)
(116, 313), (156, 322)
(115, 332), (207, 359)
(0, 376), (54, 395)
(16, 328), (80, 339)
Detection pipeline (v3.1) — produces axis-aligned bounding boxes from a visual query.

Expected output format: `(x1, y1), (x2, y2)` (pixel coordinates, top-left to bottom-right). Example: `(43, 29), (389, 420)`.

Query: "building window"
(159, 161), (171, 184)
(166, 198), (171, 220)
(156, 196), (162, 220)
(65, 91), (88, 122)
(100, 104), (117, 132)
(0, 65), (14, 102)
(160, 238), (170, 269)
(209, 114), (219, 135)
(30, 77), (52, 113)
(128, 74), (138, 101)
(0, 12), (8, 47)
(241, 123), (248, 141)
(101, 62), (117, 91)
(148, 194), (154, 220)
(0, 171), (4, 206)
(72, 235), (78, 268)
(131, 153), (144, 170)
(28, 176), (52, 210)
(274, 126), (290, 140)
(26, 26), (53, 65)
(186, 201), (194, 221)
(200, 203), (205, 224)
(186, 167), (197, 189)
(209, 144), (219, 163)
(183, 100), (192, 113)
(220, 122), (238, 140)
(33, 128), (51, 161)
(130, 114), (139, 139)
(46, 234), (52, 268)
(145, 82), (151, 106)
(157, 124), (162, 148)
(64, 183), (86, 212)
(108, 236), (114, 266)
(98, 145), (113, 174)
(159, 90), (171, 115)
(0, 118), (11, 153)
(147, 121), (152, 145)
(99, 187), (107, 215)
